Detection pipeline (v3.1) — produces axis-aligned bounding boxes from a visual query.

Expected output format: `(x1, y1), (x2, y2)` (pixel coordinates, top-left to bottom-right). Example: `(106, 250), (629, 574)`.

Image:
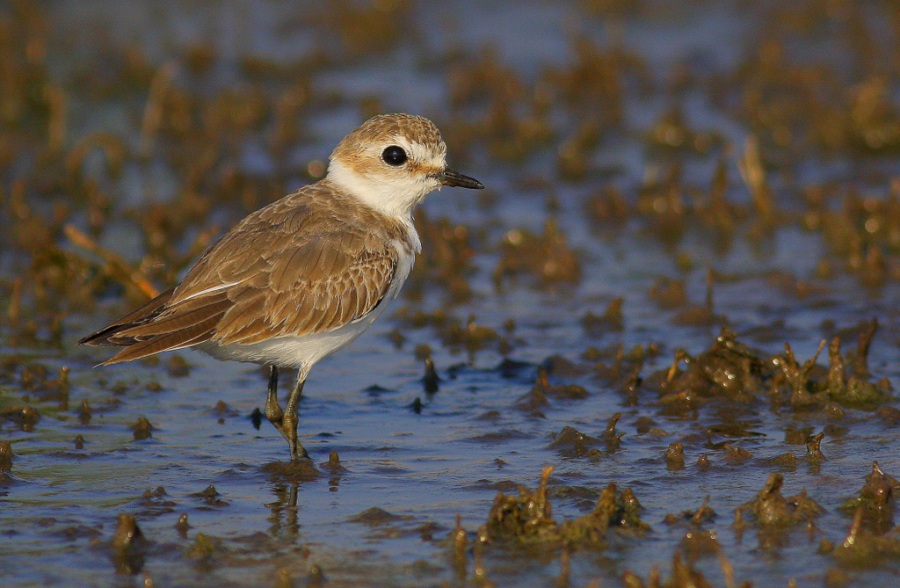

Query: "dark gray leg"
(283, 366), (310, 460)
(265, 365), (283, 424)
(264, 364), (310, 460)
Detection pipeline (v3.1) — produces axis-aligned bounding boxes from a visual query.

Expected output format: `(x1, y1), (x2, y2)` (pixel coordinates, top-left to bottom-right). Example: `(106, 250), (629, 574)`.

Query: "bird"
(80, 113), (484, 461)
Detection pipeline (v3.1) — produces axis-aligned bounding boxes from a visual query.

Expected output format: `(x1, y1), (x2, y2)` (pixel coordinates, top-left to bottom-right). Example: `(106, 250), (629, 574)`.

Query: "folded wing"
(80, 186), (403, 364)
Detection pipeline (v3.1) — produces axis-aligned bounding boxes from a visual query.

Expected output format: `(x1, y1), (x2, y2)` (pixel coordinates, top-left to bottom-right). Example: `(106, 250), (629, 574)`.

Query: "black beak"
(438, 168), (484, 190)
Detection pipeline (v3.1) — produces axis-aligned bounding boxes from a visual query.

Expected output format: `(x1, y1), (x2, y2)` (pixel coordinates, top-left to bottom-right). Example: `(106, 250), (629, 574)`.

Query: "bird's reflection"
(264, 451), (347, 539)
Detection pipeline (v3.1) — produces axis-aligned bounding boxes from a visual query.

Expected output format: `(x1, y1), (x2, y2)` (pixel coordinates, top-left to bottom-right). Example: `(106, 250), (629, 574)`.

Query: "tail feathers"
(79, 287), (176, 347)
(80, 287), (229, 364)
(99, 314), (221, 364)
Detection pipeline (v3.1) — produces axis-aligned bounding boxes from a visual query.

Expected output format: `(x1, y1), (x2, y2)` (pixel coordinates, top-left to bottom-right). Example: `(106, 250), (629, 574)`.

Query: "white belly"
(197, 311), (379, 368)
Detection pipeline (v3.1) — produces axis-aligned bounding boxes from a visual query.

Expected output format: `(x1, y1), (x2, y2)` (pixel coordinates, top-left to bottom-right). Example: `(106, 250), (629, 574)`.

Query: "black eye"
(382, 145), (408, 166)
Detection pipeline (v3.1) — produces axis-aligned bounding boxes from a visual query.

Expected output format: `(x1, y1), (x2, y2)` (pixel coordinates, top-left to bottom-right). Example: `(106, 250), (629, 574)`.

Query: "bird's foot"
(283, 411), (309, 461)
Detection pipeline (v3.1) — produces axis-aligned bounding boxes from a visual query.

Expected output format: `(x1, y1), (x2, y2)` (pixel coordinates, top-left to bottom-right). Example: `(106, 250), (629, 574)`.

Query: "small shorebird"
(80, 113), (483, 460)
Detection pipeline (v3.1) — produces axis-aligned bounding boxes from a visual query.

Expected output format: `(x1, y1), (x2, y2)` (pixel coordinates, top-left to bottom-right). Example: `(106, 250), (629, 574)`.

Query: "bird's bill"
(438, 168), (484, 190)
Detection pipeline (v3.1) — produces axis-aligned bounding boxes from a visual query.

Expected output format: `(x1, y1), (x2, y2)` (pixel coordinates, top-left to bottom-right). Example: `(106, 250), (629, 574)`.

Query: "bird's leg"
(282, 366), (310, 460)
(265, 365), (284, 427)
(264, 364), (310, 460)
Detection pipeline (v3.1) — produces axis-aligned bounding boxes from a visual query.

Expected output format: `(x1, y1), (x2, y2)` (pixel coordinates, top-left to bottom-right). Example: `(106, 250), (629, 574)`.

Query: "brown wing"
(78, 287), (176, 346)
(81, 291), (233, 364)
(80, 181), (407, 364)
(212, 237), (397, 345)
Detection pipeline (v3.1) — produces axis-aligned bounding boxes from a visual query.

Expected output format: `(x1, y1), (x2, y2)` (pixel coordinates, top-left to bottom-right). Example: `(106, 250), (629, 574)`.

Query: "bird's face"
(327, 114), (483, 218)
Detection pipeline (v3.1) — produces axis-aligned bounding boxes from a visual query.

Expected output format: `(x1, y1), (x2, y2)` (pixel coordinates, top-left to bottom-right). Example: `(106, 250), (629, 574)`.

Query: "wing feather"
(79, 287), (176, 346)
(115, 294), (231, 339)
(100, 314), (222, 365)
(80, 180), (410, 362)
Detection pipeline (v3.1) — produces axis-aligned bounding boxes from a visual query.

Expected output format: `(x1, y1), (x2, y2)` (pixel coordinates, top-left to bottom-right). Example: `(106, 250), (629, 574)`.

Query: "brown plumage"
(79, 113), (484, 460)
(80, 180), (407, 363)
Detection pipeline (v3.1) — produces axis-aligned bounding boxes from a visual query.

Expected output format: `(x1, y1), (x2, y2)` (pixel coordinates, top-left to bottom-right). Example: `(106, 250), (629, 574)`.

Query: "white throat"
(327, 159), (440, 221)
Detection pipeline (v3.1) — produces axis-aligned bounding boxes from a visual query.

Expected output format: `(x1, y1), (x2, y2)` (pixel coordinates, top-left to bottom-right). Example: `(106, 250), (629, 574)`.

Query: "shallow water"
(1, 1), (898, 586)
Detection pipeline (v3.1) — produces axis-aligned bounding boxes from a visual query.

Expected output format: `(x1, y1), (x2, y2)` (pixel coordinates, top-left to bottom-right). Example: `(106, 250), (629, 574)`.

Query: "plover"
(80, 113), (483, 460)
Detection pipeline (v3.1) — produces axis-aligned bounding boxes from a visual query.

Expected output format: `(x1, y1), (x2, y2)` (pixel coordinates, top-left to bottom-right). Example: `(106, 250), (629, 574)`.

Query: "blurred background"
(0, 1), (898, 586)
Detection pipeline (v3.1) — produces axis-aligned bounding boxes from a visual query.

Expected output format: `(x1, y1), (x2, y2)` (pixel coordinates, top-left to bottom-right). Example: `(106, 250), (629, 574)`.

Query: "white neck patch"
(327, 137), (445, 220)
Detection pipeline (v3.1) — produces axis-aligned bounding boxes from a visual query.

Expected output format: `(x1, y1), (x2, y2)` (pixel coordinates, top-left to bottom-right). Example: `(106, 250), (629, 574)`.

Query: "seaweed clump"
(477, 466), (650, 551)
(735, 473), (824, 529)
(829, 508), (900, 568)
(642, 322), (892, 417)
(777, 323), (892, 411)
(646, 327), (766, 413)
(840, 461), (899, 534)
(493, 220), (582, 290)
